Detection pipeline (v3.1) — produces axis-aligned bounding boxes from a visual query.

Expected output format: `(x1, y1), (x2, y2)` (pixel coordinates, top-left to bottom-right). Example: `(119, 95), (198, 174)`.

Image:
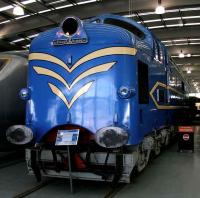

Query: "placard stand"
(67, 145), (73, 193)
(55, 129), (80, 194)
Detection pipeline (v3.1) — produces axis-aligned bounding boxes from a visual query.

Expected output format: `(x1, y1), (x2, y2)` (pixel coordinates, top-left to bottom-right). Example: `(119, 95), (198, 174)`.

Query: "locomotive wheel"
(154, 141), (161, 156)
(136, 147), (151, 172)
(165, 132), (170, 146)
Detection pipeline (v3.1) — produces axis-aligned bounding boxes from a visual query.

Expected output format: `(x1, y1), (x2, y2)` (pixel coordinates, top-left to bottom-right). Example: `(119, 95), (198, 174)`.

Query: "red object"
(178, 126), (194, 133)
(73, 153), (87, 170)
(42, 124), (94, 144)
(183, 134), (190, 141)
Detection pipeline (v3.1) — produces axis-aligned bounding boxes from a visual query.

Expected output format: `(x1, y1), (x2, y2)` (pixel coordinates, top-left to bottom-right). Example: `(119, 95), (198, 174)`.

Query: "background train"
(0, 51), (27, 150)
(7, 14), (191, 183)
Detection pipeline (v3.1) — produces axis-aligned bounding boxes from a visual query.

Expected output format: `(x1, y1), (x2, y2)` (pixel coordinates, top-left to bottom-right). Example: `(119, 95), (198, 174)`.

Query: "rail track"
(13, 179), (54, 198)
(13, 178), (127, 198)
(104, 183), (127, 198)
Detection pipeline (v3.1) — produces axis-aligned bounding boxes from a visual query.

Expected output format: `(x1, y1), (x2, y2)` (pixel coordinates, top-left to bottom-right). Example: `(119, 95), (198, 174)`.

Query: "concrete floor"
(1, 131), (200, 197)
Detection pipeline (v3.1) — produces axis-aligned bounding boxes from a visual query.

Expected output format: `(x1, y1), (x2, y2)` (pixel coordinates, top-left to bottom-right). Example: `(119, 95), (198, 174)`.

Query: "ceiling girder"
(0, 0), (200, 38)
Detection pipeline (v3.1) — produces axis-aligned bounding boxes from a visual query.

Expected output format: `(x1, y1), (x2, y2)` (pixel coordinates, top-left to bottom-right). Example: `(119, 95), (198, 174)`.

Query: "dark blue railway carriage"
(7, 14), (189, 182)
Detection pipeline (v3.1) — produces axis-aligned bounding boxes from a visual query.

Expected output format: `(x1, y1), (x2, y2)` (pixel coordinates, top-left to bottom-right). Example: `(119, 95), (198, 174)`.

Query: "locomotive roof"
(88, 14), (154, 46)
(88, 14), (168, 59)
(89, 14), (190, 89)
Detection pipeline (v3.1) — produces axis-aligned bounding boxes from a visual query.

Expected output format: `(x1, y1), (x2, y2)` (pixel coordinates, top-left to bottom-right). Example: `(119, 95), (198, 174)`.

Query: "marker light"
(118, 86), (135, 99)
(19, 88), (30, 100)
(13, 6), (24, 16)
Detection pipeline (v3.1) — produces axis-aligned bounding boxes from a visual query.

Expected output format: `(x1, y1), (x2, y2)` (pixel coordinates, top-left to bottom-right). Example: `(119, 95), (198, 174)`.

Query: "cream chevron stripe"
(29, 47), (136, 73)
(69, 81), (93, 109)
(70, 62), (115, 88)
(33, 62), (115, 90)
(33, 66), (70, 89)
(71, 47), (137, 71)
(29, 53), (70, 72)
(48, 81), (93, 109)
(48, 83), (70, 108)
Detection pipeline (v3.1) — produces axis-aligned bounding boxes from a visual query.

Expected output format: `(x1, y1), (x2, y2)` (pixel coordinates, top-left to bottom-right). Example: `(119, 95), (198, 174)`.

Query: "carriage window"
(157, 89), (165, 103)
(153, 40), (159, 60)
(138, 60), (149, 104)
(0, 58), (8, 71)
(156, 41), (161, 62)
(165, 51), (169, 65)
(104, 18), (145, 39)
(159, 44), (164, 64)
(182, 82), (185, 92)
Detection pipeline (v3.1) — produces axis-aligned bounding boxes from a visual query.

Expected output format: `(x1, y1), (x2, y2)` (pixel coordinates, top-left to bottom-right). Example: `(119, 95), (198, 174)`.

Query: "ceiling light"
(155, 0), (165, 15)
(187, 53), (191, 57)
(15, 14), (30, 20)
(0, 20), (11, 25)
(166, 24), (180, 27)
(22, 0), (36, 5)
(13, 6), (24, 16)
(77, 0), (97, 5)
(155, 0), (165, 14)
(190, 38), (200, 41)
(28, 33), (39, 38)
(148, 25), (165, 29)
(0, 5), (13, 12)
(155, 5), (165, 14)
(185, 22), (200, 26)
(11, 38), (25, 43)
(38, 9), (51, 14)
(179, 50), (185, 58)
(187, 68), (191, 74)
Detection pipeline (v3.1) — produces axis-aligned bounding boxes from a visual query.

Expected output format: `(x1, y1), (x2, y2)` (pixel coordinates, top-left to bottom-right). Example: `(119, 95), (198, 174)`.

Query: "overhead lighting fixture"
(11, 38), (25, 43)
(187, 53), (191, 57)
(187, 68), (191, 74)
(179, 50), (185, 58)
(0, 0), (35, 13)
(0, 20), (11, 25)
(13, 6), (24, 16)
(148, 25), (165, 29)
(155, 0), (165, 14)
(28, 33), (39, 38)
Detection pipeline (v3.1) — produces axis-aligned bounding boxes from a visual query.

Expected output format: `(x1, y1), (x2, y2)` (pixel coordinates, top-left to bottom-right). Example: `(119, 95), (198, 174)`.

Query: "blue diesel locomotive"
(7, 14), (189, 182)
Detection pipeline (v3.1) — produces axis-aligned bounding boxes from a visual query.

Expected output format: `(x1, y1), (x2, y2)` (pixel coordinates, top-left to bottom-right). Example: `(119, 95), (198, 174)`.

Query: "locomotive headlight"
(118, 86), (135, 99)
(95, 126), (128, 148)
(6, 125), (33, 145)
(19, 88), (30, 100)
(61, 17), (79, 36)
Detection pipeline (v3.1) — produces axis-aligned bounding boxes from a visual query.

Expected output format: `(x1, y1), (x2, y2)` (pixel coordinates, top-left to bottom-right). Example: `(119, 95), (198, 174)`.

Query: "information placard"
(178, 126), (194, 133)
(55, 129), (79, 146)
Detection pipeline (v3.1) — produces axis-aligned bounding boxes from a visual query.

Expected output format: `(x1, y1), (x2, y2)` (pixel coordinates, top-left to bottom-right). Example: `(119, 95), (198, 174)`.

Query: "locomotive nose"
(61, 17), (80, 36)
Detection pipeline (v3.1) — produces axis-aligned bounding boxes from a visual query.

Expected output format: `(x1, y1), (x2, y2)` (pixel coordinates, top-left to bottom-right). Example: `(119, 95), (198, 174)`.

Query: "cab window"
(138, 60), (149, 104)
(104, 18), (145, 39)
